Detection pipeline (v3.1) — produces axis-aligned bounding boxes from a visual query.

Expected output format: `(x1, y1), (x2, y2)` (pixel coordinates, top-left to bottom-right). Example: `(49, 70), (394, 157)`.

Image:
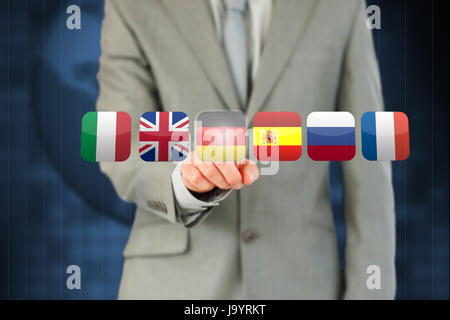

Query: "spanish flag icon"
(253, 112), (302, 161)
(195, 111), (246, 162)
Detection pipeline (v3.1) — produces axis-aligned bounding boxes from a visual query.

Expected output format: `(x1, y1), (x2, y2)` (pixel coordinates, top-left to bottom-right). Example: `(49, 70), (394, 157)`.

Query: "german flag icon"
(195, 111), (246, 162)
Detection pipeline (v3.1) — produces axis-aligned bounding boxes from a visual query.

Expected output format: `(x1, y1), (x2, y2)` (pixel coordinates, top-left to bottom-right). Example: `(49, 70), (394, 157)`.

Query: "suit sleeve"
(95, 0), (185, 224)
(337, 1), (396, 299)
(172, 160), (233, 227)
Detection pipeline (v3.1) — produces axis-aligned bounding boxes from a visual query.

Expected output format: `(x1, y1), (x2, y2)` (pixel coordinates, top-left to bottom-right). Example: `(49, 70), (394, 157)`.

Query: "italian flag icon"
(81, 111), (131, 162)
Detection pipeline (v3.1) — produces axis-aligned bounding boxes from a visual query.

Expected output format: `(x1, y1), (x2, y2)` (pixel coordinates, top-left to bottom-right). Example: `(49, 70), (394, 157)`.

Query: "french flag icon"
(361, 111), (410, 161)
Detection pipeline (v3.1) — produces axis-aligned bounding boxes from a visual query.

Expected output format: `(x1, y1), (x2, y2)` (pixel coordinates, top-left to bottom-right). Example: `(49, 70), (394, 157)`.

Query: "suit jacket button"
(241, 230), (256, 243)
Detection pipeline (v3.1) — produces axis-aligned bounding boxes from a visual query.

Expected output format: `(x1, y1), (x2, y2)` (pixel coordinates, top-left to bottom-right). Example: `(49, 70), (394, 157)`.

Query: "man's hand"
(180, 153), (260, 193)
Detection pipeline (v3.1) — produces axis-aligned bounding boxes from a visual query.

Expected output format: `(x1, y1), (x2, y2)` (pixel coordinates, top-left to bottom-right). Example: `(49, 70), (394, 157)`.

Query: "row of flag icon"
(81, 110), (410, 163)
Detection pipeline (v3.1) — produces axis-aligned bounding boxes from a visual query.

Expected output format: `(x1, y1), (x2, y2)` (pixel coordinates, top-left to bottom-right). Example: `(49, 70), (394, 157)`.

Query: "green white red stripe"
(81, 111), (131, 162)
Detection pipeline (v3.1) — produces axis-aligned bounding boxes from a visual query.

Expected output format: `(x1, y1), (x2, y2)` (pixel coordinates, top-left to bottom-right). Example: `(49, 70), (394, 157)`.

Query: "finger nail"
(246, 171), (254, 183)
(235, 182), (244, 189)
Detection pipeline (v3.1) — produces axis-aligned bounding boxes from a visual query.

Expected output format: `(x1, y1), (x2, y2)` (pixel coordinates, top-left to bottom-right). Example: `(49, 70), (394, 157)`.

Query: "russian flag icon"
(307, 112), (356, 161)
(361, 111), (410, 161)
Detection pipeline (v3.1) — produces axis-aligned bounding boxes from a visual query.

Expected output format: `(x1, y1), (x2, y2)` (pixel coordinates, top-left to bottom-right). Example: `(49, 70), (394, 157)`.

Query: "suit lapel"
(246, 0), (317, 121)
(161, 0), (241, 111)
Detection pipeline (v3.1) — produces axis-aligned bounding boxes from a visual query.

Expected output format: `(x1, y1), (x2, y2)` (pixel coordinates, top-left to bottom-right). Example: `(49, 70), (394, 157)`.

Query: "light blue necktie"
(223, 0), (248, 108)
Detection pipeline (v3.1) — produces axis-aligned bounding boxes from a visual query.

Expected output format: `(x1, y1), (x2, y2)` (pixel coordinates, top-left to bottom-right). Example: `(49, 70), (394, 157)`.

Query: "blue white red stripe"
(361, 111), (409, 161)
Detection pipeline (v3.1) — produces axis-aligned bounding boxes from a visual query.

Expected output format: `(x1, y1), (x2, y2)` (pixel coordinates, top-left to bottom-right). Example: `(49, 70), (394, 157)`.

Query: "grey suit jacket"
(96, 0), (396, 299)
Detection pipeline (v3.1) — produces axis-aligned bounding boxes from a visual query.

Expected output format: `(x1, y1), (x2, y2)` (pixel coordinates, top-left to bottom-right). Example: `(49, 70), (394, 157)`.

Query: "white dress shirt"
(171, 0), (273, 222)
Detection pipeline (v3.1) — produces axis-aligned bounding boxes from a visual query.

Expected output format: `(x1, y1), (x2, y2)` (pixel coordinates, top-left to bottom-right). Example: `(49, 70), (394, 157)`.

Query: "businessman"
(96, 0), (396, 299)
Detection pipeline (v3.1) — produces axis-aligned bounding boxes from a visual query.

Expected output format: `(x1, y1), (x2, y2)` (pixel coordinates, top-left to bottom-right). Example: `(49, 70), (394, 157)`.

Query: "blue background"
(0, 0), (448, 299)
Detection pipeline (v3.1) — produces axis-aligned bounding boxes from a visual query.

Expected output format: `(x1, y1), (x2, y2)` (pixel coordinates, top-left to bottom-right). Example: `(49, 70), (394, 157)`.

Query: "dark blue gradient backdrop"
(0, 0), (448, 299)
